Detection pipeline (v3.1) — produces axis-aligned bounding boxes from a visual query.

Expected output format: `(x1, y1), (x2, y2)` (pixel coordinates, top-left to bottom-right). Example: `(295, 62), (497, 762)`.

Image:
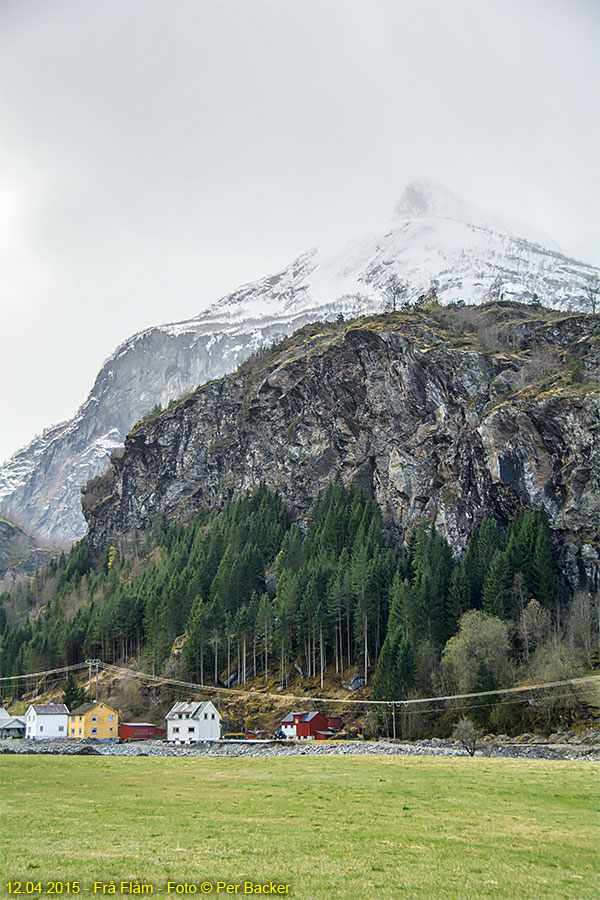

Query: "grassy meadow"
(1, 754), (598, 900)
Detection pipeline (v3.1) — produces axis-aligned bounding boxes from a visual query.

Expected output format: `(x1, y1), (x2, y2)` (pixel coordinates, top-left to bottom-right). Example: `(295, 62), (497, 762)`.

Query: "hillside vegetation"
(1, 476), (597, 735)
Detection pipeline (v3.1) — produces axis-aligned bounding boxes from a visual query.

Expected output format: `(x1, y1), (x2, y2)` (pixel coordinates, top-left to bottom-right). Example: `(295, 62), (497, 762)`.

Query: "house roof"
(300, 712), (323, 722)
(70, 702), (97, 716)
(0, 707), (10, 720)
(165, 700), (220, 721)
(30, 704), (69, 715)
(0, 716), (25, 729)
(70, 701), (119, 716)
(281, 712), (304, 723)
(282, 711), (324, 724)
(121, 722), (159, 728)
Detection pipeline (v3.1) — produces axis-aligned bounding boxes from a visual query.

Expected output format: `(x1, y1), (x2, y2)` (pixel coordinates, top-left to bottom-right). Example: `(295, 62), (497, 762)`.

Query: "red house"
(120, 722), (167, 741)
(281, 711), (332, 740)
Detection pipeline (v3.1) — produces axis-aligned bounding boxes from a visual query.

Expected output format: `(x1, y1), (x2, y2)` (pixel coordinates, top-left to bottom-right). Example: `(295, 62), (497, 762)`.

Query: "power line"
(0, 662), (89, 682)
(92, 661), (600, 709)
(399, 685), (600, 718)
(2, 659), (598, 709)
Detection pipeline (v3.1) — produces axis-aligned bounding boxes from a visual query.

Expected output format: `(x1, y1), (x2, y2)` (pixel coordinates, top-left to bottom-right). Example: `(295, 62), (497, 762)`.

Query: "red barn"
(281, 711), (331, 740)
(326, 716), (342, 732)
(120, 722), (166, 740)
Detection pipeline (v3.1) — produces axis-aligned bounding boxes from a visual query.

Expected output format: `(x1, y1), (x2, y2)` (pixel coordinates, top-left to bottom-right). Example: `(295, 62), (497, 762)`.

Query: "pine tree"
(62, 673), (88, 711)
(351, 544), (373, 683)
(257, 593), (273, 682)
(186, 597), (208, 684)
(387, 573), (410, 636)
(482, 550), (512, 618)
(531, 514), (556, 607)
(447, 566), (468, 635)
(395, 634), (416, 696)
(372, 631), (397, 700)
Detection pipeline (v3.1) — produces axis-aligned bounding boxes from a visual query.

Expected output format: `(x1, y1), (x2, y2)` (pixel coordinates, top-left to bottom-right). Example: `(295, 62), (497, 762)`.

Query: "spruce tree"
(531, 516), (556, 607)
(62, 673), (88, 710)
(396, 634), (416, 696)
(482, 550), (512, 618)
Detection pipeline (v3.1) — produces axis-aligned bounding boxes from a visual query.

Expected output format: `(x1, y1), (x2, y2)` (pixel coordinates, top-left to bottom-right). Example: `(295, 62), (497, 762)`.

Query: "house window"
(39, 725), (44, 732)
(108, 715), (115, 722)
(58, 726), (64, 732)
(79, 716), (82, 722)
(70, 729), (75, 735)
(211, 714), (215, 720)
(204, 713), (208, 720)
(188, 726), (194, 733)
(91, 728), (97, 735)
(91, 715), (98, 722)
(173, 726), (180, 734)
(109, 727), (114, 732)
(78, 729), (82, 735)
(100, 704), (104, 709)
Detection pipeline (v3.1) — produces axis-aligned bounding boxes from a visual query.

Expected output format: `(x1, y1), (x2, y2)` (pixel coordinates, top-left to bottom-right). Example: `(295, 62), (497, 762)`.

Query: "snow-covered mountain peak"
(393, 178), (468, 221)
(393, 178), (561, 252)
(1, 181), (596, 543)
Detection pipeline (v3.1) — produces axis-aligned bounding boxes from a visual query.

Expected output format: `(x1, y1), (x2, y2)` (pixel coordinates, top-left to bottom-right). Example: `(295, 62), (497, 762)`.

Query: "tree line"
(1, 479), (595, 733)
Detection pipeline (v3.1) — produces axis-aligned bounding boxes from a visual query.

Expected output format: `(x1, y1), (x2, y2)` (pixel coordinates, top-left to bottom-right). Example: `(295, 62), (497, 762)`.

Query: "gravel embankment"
(2, 737), (598, 761)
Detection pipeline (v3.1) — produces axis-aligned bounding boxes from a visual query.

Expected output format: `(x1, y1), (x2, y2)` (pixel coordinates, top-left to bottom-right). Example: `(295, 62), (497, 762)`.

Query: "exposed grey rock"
(84, 308), (600, 592)
(2, 736), (597, 761)
(0, 516), (59, 585)
(348, 673), (366, 691)
(2, 180), (598, 544)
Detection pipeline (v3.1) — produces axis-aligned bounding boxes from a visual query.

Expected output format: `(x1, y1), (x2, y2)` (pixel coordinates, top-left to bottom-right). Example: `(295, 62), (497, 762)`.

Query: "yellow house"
(68, 701), (119, 741)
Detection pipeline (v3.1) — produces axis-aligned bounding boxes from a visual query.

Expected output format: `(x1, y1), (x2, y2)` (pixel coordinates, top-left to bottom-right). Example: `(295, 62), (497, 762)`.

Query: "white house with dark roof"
(165, 700), (221, 743)
(281, 712), (305, 738)
(25, 704), (69, 740)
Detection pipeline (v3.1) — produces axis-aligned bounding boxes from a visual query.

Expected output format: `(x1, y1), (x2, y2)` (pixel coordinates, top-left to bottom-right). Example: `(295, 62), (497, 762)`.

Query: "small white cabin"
(165, 700), (221, 744)
(25, 704), (69, 740)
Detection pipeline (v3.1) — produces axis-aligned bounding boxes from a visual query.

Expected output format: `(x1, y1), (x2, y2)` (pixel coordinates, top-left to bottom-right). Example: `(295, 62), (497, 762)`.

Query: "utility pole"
(392, 702), (396, 740)
(85, 659), (101, 702)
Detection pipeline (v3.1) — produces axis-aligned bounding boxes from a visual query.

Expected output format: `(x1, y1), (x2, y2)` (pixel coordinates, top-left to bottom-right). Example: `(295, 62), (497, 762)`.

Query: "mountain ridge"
(2, 180), (598, 544)
(83, 302), (600, 594)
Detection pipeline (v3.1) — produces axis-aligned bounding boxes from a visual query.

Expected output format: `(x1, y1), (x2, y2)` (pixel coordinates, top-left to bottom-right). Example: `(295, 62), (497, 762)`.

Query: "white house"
(280, 712), (305, 739)
(165, 700), (221, 744)
(25, 704), (69, 740)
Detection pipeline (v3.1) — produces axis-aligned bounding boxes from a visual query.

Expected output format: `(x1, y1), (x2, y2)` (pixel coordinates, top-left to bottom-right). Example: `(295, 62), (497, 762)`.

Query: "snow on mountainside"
(1, 180), (597, 544)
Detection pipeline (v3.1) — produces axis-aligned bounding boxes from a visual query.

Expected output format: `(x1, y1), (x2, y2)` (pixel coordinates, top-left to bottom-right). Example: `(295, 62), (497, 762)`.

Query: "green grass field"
(1, 755), (598, 900)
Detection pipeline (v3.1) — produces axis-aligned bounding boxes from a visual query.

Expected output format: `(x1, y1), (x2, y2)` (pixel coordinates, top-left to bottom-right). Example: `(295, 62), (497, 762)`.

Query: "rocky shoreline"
(2, 736), (598, 761)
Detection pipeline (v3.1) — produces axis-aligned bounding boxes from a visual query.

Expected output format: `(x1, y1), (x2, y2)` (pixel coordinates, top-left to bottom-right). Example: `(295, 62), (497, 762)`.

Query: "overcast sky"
(1, 0), (598, 464)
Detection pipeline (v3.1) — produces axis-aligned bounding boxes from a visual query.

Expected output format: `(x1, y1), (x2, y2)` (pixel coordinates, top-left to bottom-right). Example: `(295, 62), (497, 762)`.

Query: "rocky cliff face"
(0, 517), (59, 585)
(0, 318), (299, 543)
(84, 304), (600, 591)
(2, 180), (598, 544)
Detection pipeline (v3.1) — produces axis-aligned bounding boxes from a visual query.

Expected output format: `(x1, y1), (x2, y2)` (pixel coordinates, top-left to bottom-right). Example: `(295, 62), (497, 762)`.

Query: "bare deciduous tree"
(567, 591), (598, 667)
(582, 277), (598, 314)
(488, 275), (503, 303)
(382, 275), (409, 312)
(519, 599), (550, 661)
(452, 717), (479, 756)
